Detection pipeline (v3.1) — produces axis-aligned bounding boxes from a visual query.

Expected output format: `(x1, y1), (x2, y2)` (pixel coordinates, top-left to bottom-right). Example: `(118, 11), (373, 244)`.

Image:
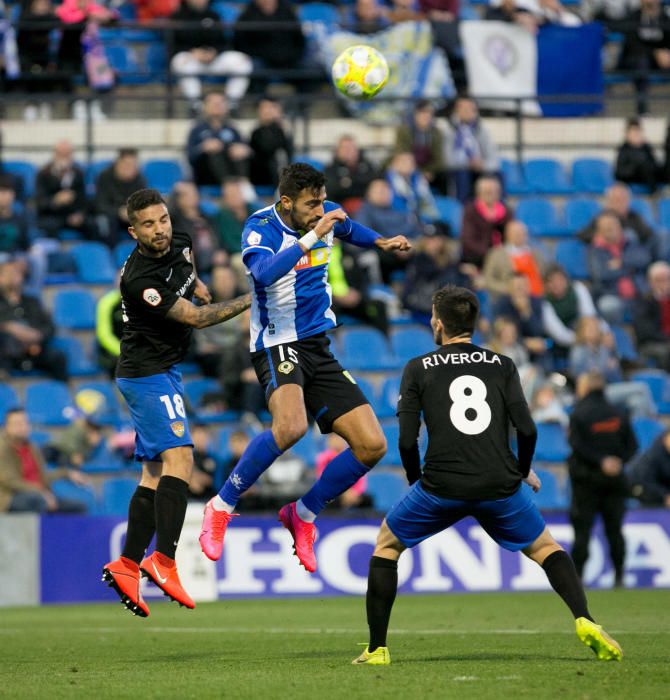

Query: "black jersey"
(397, 342), (536, 501)
(116, 230), (197, 378)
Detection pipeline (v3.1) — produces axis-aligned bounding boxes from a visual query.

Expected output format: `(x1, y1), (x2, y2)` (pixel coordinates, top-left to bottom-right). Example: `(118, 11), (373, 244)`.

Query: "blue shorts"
(116, 367), (193, 462)
(386, 481), (546, 552)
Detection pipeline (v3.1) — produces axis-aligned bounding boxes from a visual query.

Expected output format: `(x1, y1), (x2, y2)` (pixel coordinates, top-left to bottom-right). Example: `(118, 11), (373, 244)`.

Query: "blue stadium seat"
(212, 1), (241, 23)
(523, 158), (574, 194)
(632, 416), (666, 451)
(104, 44), (147, 85)
(391, 326), (435, 363)
(367, 470), (409, 511)
(555, 239), (589, 280)
(142, 159), (184, 194)
(571, 158), (613, 194)
(529, 470), (569, 510)
(630, 198), (656, 227)
(515, 197), (567, 237)
(25, 381), (73, 426)
(534, 422), (570, 462)
(290, 429), (324, 465)
(76, 381), (124, 426)
(293, 155), (325, 171)
(658, 197), (670, 230)
(0, 384), (19, 422)
(610, 325), (638, 362)
(52, 289), (97, 330)
(184, 378), (220, 410)
(630, 370), (670, 414)
(338, 328), (398, 371)
(564, 198), (601, 233)
(51, 479), (98, 512)
(114, 240), (136, 267)
(70, 242), (116, 284)
(146, 43), (167, 79)
(378, 375), (401, 419)
(379, 422), (401, 466)
(434, 196), (463, 236)
(101, 477), (139, 516)
(81, 442), (125, 473)
(86, 160), (113, 193)
(50, 337), (99, 377)
(500, 158), (531, 195)
(298, 2), (340, 25)
(2, 160), (37, 198)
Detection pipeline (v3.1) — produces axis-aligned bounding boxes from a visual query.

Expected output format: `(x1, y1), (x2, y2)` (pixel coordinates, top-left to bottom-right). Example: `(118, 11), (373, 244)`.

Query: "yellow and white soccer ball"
(331, 45), (389, 100)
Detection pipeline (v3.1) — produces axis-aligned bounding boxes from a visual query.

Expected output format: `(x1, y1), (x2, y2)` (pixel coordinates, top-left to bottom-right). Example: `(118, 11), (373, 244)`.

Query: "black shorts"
(251, 333), (369, 433)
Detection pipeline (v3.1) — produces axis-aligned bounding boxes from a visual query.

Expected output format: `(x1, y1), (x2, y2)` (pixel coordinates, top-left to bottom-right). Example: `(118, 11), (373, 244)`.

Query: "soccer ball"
(331, 45), (389, 100)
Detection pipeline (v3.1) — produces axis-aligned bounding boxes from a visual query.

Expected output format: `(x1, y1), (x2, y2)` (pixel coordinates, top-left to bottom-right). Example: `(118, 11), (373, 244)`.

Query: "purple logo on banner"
(40, 510), (670, 604)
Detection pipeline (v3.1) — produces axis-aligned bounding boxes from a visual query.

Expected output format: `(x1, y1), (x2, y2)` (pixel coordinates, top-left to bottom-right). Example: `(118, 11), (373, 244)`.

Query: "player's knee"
(355, 433), (387, 466)
(273, 419), (308, 451)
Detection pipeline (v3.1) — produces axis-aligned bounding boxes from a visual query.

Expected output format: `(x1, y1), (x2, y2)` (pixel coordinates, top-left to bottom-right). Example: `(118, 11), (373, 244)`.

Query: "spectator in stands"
(587, 210), (652, 321)
(628, 430), (670, 507)
(95, 285), (122, 377)
(385, 151), (438, 222)
(324, 135), (378, 215)
(168, 181), (218, 274)
(95, 148), (147, 247)
(542, 263), (601, 358)
(355, 179), (424, 243)
(51, 407), (105, 468)
(444, 96), (500, 203)
(233, 0), (305, 76)
(0, 176), (31, 258)
(219, 430), (251, 489)
(249, 97), (293, 190)
(568, 371), (638, 587)
(460, 175), (512, 269)
(402, 233), (475, 325)
(169, 0), (252, 114)
(329, 239), (389, 335)
(633, 260), (670, 370)
(187, 92), (251, 187)
(493, 273), (549, 364)
(394, 100), (445, 187)
(417, 0), (461, 62)
(485, 0), (539, 32)
(487, 316), (541, 398)
(194, 264), (245, 378)
(0, 260), (67, 381)
(212, 177), (258, 258)
(481, 219), (545, 300)
(0, 408), (90, 513)
(316, 434), (372, 510)
(135, 0), (179, 21)
(35, 140), (88, 238)
(530, 382), (569, 427)
(618, 0), (670, 114)
(188, 423), (217, 500)
(569, 316), (622, 383)
(347, 0), (391, 34)
(578, 183), (656, 256)
(581, 0), (639, 27)
(615, 118), (663, 193)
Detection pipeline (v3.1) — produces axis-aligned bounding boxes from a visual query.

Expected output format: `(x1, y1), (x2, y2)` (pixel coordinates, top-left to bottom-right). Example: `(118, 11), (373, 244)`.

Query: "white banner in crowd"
(460, 21), (540, 115)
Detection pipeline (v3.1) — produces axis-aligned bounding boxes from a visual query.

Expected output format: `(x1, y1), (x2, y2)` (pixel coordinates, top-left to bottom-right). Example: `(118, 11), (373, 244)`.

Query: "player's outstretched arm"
(166, 294), (251, 329)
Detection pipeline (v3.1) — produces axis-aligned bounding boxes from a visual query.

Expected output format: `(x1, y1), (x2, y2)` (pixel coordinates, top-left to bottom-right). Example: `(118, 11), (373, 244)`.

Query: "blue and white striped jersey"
(241, 201), (363, 351)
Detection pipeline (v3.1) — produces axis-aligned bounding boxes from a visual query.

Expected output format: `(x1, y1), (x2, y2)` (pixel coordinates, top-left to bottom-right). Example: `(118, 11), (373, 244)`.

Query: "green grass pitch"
(2, 589), (668, 699)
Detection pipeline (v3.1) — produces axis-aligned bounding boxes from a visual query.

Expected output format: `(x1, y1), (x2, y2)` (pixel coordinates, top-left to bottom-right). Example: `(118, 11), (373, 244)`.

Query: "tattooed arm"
(166, 294), (251, 329)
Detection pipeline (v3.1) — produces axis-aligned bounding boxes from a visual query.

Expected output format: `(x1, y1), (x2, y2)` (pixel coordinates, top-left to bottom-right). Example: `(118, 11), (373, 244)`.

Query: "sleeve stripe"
(242, 245), (275, 258)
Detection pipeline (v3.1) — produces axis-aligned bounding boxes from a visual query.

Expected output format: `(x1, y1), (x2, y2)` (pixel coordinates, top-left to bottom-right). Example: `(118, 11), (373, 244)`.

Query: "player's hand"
(194, 278), (212, 304)
(375, 235), (412, 253)
(313, 209), (347, 239)
(524, 469), (541, 493)
(601, 456), (622, 477)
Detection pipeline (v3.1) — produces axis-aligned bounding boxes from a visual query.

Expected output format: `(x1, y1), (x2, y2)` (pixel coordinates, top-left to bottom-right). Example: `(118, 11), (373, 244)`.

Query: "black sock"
(155, 475), (189, 560)
(121, 486), (156, 564)
(542, 550), (594, 622)
(367, 556), (398, 652)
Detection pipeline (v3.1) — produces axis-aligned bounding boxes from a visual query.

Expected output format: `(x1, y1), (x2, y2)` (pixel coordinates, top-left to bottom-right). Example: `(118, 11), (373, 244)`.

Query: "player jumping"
(353, 285), (622, 665)
(199, 163), (411, 572)
(102, 188), (250, 616)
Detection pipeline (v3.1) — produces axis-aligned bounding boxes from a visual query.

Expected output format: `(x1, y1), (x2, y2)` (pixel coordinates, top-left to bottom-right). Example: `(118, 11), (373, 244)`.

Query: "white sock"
(295, 499), (317, 523)
(212, 495), (235, 514)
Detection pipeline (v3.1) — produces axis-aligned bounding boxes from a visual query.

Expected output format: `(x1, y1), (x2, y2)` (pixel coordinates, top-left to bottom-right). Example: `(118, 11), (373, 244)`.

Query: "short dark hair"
(278, 163), (325, 201)
(127, 188), (166, 225)
(117, 148), (138, 160)
(544, 263), (568, 282)
(414, 99), (433, 112)
(0, 174), (16, 191)
(432, 285), (479, 339)
(4, 406), (25, 422)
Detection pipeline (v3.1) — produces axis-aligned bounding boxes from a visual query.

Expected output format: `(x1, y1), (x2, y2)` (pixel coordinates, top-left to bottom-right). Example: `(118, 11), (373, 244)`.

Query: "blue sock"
(300, 448), (369, 516)
(218, 430), (283, 508)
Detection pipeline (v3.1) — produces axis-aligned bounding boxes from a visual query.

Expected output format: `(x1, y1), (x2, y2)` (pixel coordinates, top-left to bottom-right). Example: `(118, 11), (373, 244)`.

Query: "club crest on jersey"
(278, 361), (295, 374)
(247, 231), (262, 246)
(170, 421), (185, 437)
(142, 288), (162, 306)
(182, 247), (192, 263)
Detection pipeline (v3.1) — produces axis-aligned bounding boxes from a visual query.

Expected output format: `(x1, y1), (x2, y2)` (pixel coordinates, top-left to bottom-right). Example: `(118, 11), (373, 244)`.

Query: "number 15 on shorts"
(159, 393), (186, 420)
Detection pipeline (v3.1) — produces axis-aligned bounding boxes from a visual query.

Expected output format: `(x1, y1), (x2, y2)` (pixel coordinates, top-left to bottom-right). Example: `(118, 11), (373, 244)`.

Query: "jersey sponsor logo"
(294, 247), (329, 271)
(170, 421), (185, 437)
(247, 231), (262, 246)
(182, 247), (192, 263)
(178, 271), (196, 297)
(591, 417), (622, 433)
(421, 351), (502, 370)
(278, 361), (295, 374)
(142, 288), (162, 306)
